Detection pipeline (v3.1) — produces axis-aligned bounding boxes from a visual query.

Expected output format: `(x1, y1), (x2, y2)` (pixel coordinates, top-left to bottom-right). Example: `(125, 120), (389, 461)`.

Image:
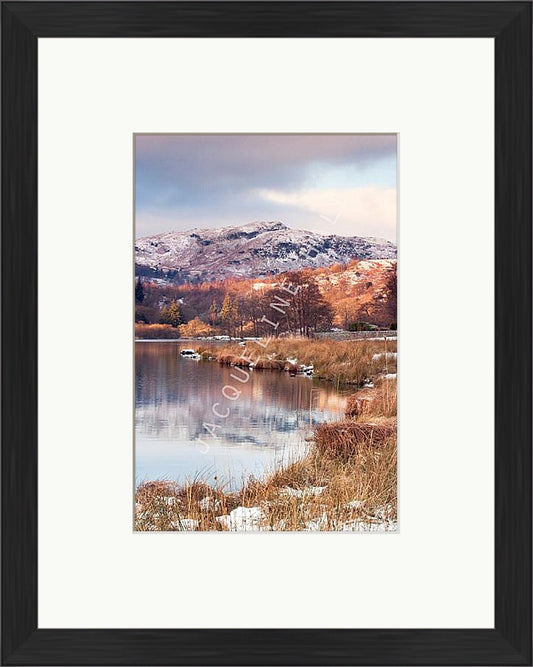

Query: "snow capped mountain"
(135, 221), (396, 283)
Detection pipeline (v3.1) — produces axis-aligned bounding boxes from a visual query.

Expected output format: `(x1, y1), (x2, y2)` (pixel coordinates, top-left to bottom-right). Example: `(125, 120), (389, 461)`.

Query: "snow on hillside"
(135, 221), (396, 283)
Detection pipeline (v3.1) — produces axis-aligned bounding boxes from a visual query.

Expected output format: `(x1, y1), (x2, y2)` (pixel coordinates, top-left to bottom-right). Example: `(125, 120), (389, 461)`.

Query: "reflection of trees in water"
(135, 343), (345, 444)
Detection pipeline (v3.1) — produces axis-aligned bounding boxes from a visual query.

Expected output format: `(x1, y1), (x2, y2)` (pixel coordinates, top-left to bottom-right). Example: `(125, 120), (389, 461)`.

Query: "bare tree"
(262, 270), (334, 337)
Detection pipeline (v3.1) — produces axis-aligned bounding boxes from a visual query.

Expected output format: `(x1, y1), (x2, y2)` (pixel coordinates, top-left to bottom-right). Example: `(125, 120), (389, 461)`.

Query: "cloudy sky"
(135, 134), (397, 241)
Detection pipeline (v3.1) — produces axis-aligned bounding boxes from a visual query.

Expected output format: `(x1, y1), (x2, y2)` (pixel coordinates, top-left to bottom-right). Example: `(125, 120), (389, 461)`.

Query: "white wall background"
(38, 38), (494, 629)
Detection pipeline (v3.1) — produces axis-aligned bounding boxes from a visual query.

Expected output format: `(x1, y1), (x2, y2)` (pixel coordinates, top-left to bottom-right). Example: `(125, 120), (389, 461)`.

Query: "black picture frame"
(2, 2), (531, 665)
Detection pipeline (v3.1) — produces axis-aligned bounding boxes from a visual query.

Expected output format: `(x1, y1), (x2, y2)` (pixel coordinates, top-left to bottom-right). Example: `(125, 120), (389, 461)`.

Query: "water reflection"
(135, 342), (346, 489)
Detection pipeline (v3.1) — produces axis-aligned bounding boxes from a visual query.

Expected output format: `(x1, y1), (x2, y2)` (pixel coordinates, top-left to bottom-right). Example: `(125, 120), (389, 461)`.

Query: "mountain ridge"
(135, 221), (396, 283)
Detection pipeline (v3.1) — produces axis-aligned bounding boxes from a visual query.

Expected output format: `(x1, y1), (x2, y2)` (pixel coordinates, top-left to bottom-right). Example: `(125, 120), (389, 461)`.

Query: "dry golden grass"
(345, 378), (397, 419)
(135, 323), (181, 339)
(200, 336), (397, 385)
(315, 421), (396, 459)
(135, 430), (396, 532)
(135, 479), (239, 531)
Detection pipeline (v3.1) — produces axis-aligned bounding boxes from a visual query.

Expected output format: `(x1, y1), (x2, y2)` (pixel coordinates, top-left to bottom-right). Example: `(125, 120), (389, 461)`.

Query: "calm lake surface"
(135, 341), (347, 490)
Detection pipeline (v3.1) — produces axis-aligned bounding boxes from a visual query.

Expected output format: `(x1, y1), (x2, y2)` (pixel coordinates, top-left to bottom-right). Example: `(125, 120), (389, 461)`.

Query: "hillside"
(136, 258), (397, 332)
(135, 221), (396, 283)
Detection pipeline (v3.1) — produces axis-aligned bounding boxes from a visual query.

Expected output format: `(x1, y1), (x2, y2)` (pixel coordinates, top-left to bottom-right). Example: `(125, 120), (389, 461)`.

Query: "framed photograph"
(134, 132), (398, 533)
(2, 1), (531, 665)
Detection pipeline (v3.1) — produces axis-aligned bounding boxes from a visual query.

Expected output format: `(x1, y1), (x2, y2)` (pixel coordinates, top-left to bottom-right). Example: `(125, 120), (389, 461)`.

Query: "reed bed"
(345, 378), (397, 419)
(198, 336), (397, 385)
(315, 421), (396, 459)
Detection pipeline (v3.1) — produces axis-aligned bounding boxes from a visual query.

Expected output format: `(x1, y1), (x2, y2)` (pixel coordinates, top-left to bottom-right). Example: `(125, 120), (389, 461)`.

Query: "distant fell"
(135, 221), (396, 283)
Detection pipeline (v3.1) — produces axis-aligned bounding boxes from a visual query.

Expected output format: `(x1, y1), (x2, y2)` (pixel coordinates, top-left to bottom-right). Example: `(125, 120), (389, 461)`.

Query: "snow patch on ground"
(339, 520), (397, 532)
(372, 352), (397, 361)
(345, 499), (365, 510)
(304, 512), (396, 532)
(171, 518), (199, 531)
(364, 336), (397, 342)
(217, 506), (265, 531)
(282, 486), (326, 498)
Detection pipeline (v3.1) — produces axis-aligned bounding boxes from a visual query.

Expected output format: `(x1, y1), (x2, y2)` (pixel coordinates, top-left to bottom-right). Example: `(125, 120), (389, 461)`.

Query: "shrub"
(135, 309), (149, 324)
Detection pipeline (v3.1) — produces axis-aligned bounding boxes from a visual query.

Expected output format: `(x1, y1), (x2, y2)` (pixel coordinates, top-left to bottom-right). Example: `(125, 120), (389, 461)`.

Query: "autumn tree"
(159, 300), (183, 328)
(179, 317), (213, 338)
(219, 294), (241, 336)
(220, 294), (232, 320)
(209, 300), (219, 325)
(241, 291), (264, 337)
(384, 263), (397, 325)
(232, 299), (244, 337)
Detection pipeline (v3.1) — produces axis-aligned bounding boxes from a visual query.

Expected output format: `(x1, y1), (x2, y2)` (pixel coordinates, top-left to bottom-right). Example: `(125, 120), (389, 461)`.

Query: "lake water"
(135, 341), (347, 490)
